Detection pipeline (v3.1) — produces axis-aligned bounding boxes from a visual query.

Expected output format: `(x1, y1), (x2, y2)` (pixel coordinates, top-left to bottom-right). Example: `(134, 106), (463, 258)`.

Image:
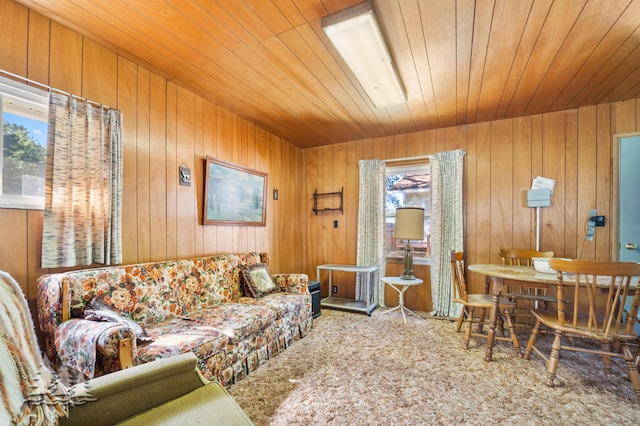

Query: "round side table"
(381, 276), (424, 324)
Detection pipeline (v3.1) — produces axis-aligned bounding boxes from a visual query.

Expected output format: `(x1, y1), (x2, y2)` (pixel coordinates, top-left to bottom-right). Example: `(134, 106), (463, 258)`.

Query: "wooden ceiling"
(14, 0), (640, 148)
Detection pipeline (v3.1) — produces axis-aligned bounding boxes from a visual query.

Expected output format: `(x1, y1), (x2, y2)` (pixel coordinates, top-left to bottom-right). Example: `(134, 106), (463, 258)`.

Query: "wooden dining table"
(467, 264), (562, 362)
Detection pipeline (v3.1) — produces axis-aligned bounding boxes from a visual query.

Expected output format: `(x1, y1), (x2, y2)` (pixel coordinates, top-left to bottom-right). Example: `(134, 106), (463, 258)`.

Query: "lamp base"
(400, 242), (415, 280)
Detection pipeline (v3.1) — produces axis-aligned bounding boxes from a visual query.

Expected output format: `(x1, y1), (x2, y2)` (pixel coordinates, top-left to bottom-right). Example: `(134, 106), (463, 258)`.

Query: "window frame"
(0, 75), (49, 210)
(385, 162), (431, 265)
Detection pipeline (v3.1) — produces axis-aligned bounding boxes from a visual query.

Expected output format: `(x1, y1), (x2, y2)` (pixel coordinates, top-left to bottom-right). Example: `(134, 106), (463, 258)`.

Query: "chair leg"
(464, 307), (474, 350)
(524, 320), (541, 360)
(601, 342), (613, 375)
(503, 308), (521, 356)
(477, 308), (486, 333)
(622, 344), (640, 403)
(456, 308), (466, 333)
(546, 330), (562, 387)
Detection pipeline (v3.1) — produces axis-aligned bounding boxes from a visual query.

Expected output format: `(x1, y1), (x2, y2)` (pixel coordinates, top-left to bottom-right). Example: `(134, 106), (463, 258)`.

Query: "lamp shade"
(394, 207), (425, 241)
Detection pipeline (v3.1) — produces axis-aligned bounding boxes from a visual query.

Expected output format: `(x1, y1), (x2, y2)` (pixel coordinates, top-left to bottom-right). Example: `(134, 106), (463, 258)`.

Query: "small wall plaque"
(179, 165), (191, 186)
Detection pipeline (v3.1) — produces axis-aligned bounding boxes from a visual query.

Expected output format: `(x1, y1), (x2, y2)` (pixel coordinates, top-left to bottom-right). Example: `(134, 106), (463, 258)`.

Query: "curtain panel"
(430, 149), (465, 317)
(41, 92), (123, 268)
(355, 159), (386, 307)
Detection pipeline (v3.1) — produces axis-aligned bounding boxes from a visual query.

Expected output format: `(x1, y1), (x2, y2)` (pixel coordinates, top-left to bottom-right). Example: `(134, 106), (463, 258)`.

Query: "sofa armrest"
(272, 273), (309, 294)
(55, 319), (136, 379)
(61, 353), (211, 426)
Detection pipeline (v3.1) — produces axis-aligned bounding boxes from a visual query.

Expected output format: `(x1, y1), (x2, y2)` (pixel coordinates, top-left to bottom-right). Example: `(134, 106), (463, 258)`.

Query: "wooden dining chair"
(450, 251), (521, 354)
(499, 249), (557, 322)
(523, 258), (640, 402)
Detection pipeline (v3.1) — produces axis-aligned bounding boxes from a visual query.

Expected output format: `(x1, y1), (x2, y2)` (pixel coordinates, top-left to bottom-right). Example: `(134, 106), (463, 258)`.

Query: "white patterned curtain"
(430, 149), (465, 317)
(355, 160), (387, 307)
(41, 92), (123, 268)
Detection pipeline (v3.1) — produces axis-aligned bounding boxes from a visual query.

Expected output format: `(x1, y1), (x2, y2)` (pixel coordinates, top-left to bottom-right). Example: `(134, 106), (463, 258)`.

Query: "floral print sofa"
(37, 252), (312, 387)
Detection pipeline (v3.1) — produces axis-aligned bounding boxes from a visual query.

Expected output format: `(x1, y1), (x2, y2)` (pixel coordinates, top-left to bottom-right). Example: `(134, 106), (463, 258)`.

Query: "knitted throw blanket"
(0, 271), (70, 425)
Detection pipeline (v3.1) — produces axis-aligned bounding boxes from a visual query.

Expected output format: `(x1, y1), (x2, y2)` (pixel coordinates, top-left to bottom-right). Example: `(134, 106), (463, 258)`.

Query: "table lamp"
(394, 207), (425, 280)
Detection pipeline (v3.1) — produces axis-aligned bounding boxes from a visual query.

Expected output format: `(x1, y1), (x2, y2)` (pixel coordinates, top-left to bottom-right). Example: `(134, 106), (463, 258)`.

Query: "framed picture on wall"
(203, 156), (268, 226)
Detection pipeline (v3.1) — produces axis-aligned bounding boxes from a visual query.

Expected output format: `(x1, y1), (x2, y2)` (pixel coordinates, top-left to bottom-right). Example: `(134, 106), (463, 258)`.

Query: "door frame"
(611, 131), (640, 261)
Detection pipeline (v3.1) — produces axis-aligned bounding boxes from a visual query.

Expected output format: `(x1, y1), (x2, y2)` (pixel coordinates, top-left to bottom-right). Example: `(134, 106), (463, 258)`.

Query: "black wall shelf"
(313, 187), (343, 215)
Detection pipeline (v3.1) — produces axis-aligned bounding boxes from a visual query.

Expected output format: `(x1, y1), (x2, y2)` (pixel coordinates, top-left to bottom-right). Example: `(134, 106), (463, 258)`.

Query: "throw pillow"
(242, 264), (279, 298)
(84, 298), (154, 344)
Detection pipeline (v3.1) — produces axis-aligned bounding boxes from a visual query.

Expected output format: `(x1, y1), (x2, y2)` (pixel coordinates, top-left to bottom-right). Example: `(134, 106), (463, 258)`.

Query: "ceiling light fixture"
(322, 0), (406, 108)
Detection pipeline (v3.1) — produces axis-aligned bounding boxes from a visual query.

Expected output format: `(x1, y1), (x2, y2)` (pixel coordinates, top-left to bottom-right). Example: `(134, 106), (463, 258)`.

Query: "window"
(0, 76), (49, 209)
(385, 163), (431, 263)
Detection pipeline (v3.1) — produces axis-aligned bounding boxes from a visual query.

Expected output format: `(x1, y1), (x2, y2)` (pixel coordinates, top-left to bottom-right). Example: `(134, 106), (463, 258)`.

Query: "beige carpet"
(228, 309), (640, 425)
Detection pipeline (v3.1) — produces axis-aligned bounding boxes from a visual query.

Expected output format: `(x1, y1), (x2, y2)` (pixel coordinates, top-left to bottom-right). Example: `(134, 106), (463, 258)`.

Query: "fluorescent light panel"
(322, 1), (406, 108)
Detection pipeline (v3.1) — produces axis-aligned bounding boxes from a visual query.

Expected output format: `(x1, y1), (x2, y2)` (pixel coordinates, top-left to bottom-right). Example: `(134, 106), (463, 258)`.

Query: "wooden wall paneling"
(82, 39), (117, 106)
(319, 145), (333, 292)
(117, 57), (139, 264)
(194, 96), (205, 257)
(332, 142), (347, 297)
(0, 210), (28, 292)
(243, 120), (257, 254)
(614, 99), (638, 134)
(26, 210), (46, 342)
(344, 140), (359, 300)
(541, 111), (566, 255)
(303, 147), (318, 282)
(176, 87), (196, 259)
(576, 106), (598, 259)
(49, 22), (82, 95)
(27, 10), (50, 84)
(149, 73), (167, 262)
(489, 120), (513, 263)
(165, 82), (178, 261)
(214, 108), (234, 254)
(530, 114), (544, 247)
(0, 0), (28, 74)
(564, 110), (579, 259)
(464, 124), (477, 266)
(136, 69), (151, 263)
(512, 116), (533, 250)
(269, 135), (283, 272)
(256, 127), (270, 255)
(471, 122), (491, 292)
(202, 101), (218, 256)
(595, 103), (612, 260)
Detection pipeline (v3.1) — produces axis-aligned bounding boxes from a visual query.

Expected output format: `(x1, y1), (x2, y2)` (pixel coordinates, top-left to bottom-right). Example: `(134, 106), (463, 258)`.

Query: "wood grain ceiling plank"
(398, 0), (438, 129)
(505, 0), (587, 118)
(295, 19), (389, 137)
(419, 0), (457, 128)
(250, 33), (363, 139)
(524, 0), (633, 115)
(278, 25), (380, 138)
(121, 0), (232, 63)
(552, 0), (640, 110)
(289, 0), (328, 21)
(14, 0), (195, 79)
(475, 0), (532, 122)
(465, 0), (494, 124)
(455, 0), (475, 125)
(240, 0), (295, 34)
(493, 0), (552, 120)
(214, 0), (277, 41)
(320, 0), (363, 15)
(271, 0), (307, 26)
(582, 44), (640, 104)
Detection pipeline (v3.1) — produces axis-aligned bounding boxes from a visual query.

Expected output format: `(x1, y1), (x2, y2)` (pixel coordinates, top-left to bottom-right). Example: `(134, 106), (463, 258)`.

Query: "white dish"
(532, 257), (555, 274)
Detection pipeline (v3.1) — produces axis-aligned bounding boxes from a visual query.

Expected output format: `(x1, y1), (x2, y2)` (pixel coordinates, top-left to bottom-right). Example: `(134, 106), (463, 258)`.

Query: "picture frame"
(203, 156), (267, 226)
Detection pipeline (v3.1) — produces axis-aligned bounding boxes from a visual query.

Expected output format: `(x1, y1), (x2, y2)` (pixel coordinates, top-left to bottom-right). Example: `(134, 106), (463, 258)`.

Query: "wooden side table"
(381, 276), (424, 324)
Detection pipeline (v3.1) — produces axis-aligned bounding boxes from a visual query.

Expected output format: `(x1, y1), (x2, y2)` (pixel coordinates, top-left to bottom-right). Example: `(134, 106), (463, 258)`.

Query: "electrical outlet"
(332, 285), (337, 294)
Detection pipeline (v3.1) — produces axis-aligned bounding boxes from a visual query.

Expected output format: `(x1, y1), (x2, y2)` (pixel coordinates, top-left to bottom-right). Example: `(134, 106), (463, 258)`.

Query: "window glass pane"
(0, 77), (48, 210)
(385, 165), (431, 260)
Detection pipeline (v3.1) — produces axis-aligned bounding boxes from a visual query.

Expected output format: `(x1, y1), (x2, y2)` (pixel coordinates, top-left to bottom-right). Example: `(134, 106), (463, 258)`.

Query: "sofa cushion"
(137, 318), (228, 364)
(241, 264), (278, 298)
(185, 304), (275, 342)
(239, 293), (309, 320)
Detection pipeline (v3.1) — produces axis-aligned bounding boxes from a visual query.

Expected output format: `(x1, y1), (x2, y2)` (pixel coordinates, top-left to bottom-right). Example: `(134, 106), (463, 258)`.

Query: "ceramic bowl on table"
(532, 257), (556, 274)
(532, 257), (571, 274)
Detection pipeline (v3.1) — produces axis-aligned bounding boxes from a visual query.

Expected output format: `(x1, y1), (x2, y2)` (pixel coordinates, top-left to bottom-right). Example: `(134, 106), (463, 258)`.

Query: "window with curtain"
(385, 163), (431, 263)
(41, 92), (123, 268)
(0, 76), (49, 210)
